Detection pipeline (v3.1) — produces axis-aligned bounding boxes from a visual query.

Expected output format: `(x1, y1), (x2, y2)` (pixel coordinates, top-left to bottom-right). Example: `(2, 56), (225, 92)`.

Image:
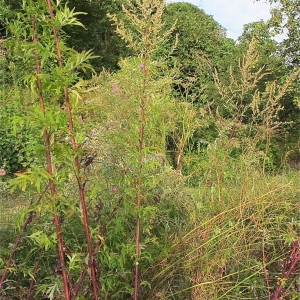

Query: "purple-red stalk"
(44, 1), (99, 298)
(31, 17), (70, 300)
(71, 197), (123, 300)
(272, 240), (300, 300)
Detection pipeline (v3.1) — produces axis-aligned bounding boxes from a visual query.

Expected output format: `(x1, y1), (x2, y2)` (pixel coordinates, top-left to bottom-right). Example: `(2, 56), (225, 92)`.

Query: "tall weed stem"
(134, 61), (147, 300)
(31, 17), (70, 299)
(45, 1), (99, 298)
(272, 240), (300, 299)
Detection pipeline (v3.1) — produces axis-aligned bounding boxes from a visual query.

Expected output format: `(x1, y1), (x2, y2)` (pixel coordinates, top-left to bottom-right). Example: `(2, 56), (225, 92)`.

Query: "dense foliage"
(0, 1), (299, 300)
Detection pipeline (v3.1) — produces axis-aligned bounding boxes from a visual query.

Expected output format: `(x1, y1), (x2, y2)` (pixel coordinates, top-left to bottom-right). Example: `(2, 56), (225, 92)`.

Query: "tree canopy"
(163, 2), (237, 92)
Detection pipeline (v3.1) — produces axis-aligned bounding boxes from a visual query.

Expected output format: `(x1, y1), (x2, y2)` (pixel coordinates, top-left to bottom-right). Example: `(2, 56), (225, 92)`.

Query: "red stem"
(272, 241), (300, 300)
(71, 197), (123, 300)
(31, 18), (70, 300)
(44, 1), (99, 298)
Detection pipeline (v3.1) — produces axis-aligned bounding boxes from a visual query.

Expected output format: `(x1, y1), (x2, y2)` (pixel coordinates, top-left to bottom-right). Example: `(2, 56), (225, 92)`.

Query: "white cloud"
(166, 0), (272, 40)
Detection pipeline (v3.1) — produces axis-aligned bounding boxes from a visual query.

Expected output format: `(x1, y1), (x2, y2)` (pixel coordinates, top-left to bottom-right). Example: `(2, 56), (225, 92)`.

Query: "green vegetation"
(0, 0), (299, 299)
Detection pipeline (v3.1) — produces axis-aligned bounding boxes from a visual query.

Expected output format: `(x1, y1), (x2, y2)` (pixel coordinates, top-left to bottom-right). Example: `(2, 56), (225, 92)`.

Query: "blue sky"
(166, 0), (273, 40)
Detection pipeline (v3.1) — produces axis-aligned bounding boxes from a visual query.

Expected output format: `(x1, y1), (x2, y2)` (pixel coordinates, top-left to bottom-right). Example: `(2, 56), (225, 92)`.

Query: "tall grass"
(145, 158), (299, 299)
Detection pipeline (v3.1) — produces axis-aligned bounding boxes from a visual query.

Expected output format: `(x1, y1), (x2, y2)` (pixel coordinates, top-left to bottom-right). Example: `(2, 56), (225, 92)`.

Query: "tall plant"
(0, 0), (98, 299)
(213, 40), (300, 171)
(109, 1), (176, 298)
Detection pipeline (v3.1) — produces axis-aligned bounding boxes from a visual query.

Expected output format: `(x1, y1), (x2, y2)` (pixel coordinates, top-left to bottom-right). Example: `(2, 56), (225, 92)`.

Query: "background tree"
(262, 0), (300, 161)
(264, 0), (300, 66)
(62, 0), (131, 73)
(161, 2), (241, 166)
(163, 2), (238, 102)
(237, 21), (286, 118)
(257, 0), (300, 124)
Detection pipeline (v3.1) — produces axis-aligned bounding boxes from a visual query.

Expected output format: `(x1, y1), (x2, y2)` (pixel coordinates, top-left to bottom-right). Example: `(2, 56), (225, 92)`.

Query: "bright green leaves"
(19, 0), (86, 30)
(9, 167), (52, 193)
(0, 90), (41, 176)
(2, 0), (94, 79)
(0, 0), (97, 179)
(64, 49), (98, 74)
(53, 3), (86, 29)
(36, 280), (61, 300)
(66, 252), (84, 272)
(28, 230), (56, 251)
